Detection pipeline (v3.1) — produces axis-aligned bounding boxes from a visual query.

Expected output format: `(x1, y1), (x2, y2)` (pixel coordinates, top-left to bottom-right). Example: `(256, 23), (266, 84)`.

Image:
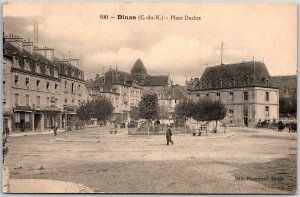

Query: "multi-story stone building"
(87, 67), (142, 124)
(54, 57), (87, 129)
(3, 38), (62, 132)
(3, 34), (88, 132)
(158, 84), (188, 119)
(271, 75), (297, 117)
(187, 61), (279, 127)
(86, 59), (172, 125)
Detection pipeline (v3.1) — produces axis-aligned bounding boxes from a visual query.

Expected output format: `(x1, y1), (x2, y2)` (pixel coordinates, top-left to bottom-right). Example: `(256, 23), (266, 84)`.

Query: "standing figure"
(166, 125), (174, 145)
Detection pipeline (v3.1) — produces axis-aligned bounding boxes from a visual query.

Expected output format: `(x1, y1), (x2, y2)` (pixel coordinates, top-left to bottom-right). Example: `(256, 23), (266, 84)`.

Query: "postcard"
(2, 2), (297, 194)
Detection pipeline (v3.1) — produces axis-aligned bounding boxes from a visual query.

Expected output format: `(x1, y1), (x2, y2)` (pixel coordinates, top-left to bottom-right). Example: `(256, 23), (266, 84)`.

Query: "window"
(55, 98), (59, 107)
(24, 59), (30, 71)
(229, 92), (234, 102)
(265, 106), (269, 117)
(64, 81), (68, 91)
(65, 66), (68, 75)
(3, 81), (6, 96)
(14, 113), (20, 123)
(35, 62), (41, 73)
(265, 79), (269, 86)
(25, 94), (30, 107)
(55, 84), (58, 90)
(78, 85), (81, 95)
(25, 113), (30, 123)
(229, 80), (235, 87)
(216, 80), (222, 88)
(71, 83), (74, 93)
(229, 109), (234, 117)
(284, 89), (287, 94)
(206, 94), (210, 98)
(15, 93), (20, 106)
(36, 79), (40, 89)
(243, 92), (248, 101)
(265, 92), (269, 101)
(216, 93), (220, 100)
(54, 68), (58, 77)
(36, 96), (40, 108)
(45, 66), (50, 75)
(243, 77), (250, 86)
(206, 82), (211, 88)
(46, 97), (50, 107)
(72, 69), (75, 77)
(46, 82), (50, 91)
(13, 56), (20, 68)
(14, 75), (19, 87)
(26, 77), (29, 88)
(65, 98), (68, 104)
(78, 71), (81, 79)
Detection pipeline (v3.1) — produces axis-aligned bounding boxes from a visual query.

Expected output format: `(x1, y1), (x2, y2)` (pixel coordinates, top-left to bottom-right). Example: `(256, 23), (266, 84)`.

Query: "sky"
(3, 2), (297, 85)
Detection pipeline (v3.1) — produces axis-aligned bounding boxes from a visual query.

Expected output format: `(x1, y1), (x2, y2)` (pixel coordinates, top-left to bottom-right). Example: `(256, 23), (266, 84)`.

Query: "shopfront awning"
(14, 110), (32, 113)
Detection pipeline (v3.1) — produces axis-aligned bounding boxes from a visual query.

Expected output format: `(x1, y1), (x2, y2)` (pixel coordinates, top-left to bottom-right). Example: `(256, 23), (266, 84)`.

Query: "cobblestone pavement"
(5, 127), (297, 194)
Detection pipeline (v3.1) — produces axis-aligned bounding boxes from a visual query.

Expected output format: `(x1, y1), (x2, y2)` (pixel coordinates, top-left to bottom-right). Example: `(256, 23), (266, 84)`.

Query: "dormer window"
(35, 62), (41, 73)
(45, 66), (50, 75)
(229, 79), (235, 87)
(265, 79), (269, 86)
(64, 66), (68, 75)
(13, 56), (20, 68)
(54, 67), (58, 77)
(216, 80), (222, 88)
(243, 76), (251, 86)
(78, 71), (81, 79)
(206, 81), (212, 89)
(264, 77), (269, 86)
(72, 69), (75, 77)
(24, 59), (30, 71)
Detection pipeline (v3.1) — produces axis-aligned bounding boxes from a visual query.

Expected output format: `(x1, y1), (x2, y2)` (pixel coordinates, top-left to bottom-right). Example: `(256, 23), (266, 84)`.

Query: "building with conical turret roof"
(87, 58), (172, 125)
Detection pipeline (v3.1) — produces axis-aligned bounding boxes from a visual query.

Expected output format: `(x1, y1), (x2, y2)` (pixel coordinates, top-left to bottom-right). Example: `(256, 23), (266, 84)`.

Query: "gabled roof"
(144, 75), (169, 86)
(160, 85), (188, 100)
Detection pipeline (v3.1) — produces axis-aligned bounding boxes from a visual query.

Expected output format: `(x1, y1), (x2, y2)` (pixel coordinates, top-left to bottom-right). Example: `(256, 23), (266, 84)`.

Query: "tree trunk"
(184, 116), (186, 135)
(147, 121), (150, 137)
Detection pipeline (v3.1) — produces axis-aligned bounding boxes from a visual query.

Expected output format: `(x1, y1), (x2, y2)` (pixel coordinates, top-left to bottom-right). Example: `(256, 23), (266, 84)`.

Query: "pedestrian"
(4, 127), (9, 138)
(53, 123), (58, 136)
(166, 125), (174, 145)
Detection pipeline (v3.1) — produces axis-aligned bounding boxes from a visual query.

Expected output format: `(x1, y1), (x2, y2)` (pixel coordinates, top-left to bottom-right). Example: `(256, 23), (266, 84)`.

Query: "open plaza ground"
(5, 126), (297, 194)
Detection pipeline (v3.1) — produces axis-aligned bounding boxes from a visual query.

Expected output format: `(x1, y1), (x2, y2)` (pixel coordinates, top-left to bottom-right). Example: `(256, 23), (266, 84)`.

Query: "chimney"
(5, 34), (23, 51)
(34, 47), (55, 61)
(23, 39), (34, 53)
(69, 58), (80, 67)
